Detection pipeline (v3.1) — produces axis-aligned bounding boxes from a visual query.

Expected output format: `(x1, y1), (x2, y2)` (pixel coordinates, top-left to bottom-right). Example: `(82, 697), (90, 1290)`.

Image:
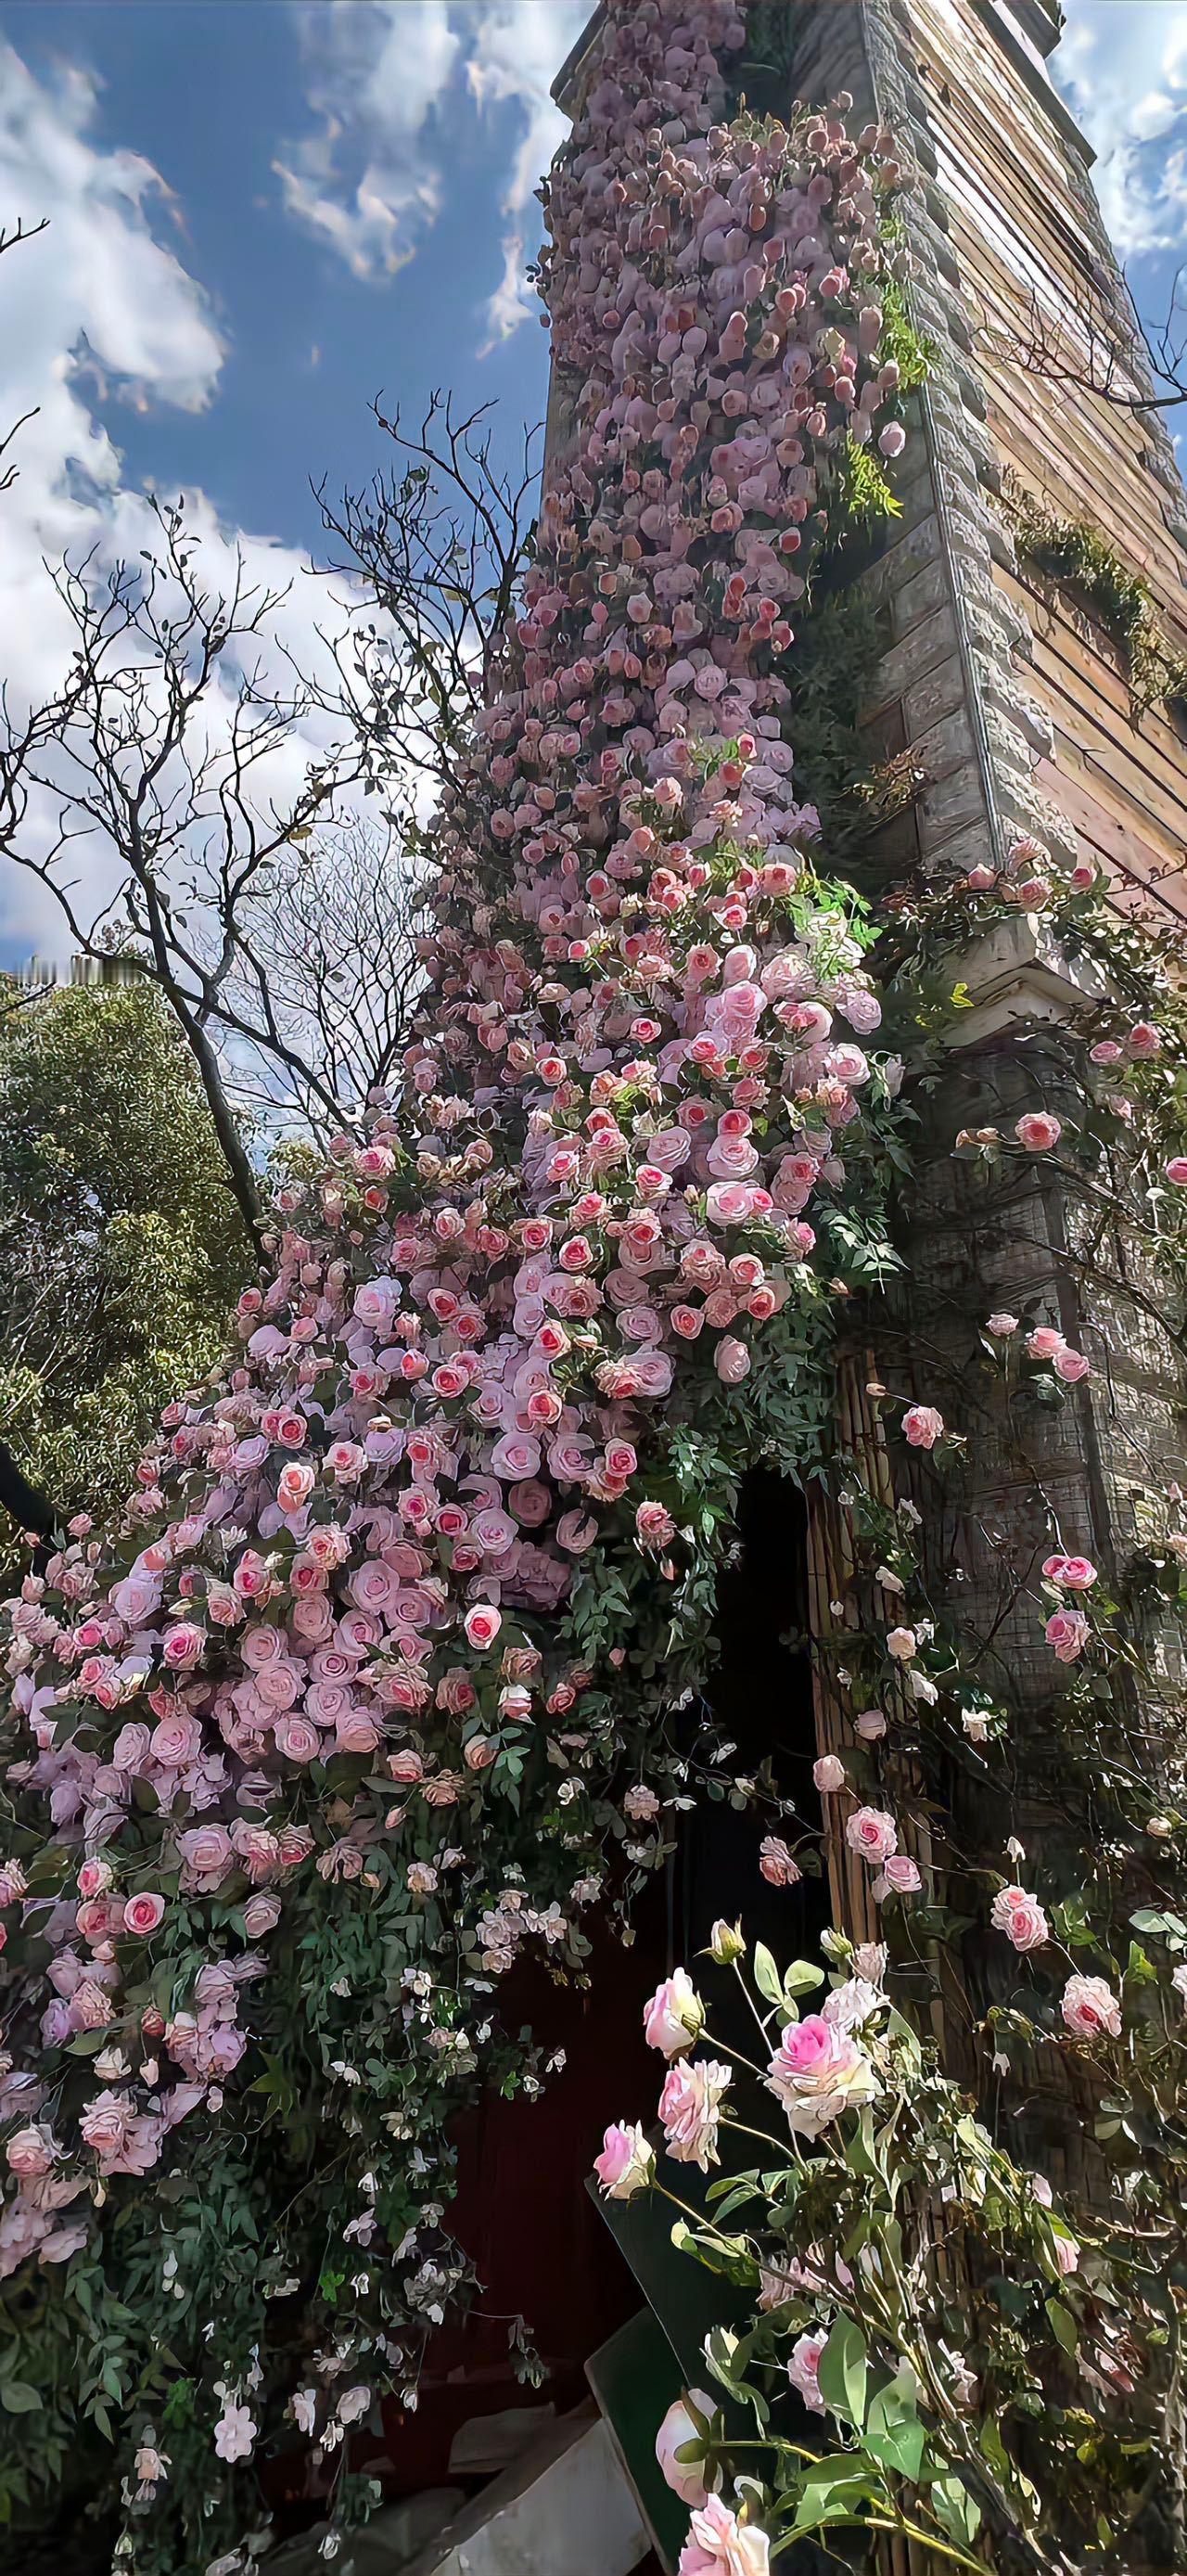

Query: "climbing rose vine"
(0, 6), (920, 2567)
(594, 845), (1187, 2570)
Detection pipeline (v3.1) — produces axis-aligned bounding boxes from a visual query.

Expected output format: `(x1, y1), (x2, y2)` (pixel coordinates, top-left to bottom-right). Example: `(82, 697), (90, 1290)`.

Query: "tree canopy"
(0, 979), (250, 1568)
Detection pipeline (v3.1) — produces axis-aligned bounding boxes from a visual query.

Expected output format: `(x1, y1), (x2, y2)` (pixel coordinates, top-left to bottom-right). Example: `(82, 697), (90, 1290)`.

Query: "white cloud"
(467, 1), (588, 347)
(274, 1), (461, 279)
(1056, 3), (1187, 266)
(275, 1), (587, 342)
(0, 38), (371, 961)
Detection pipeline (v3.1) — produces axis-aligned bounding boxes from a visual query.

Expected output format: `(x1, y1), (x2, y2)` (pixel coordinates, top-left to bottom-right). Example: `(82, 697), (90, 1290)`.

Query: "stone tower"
(554, 0), (1187, 1838)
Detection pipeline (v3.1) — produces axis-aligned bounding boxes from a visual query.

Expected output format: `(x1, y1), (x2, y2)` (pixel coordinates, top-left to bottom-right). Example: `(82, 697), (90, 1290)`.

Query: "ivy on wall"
(1010, 482), (1187, 717)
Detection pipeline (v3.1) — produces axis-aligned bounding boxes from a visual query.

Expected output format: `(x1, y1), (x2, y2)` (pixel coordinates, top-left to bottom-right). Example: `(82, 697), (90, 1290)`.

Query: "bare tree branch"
(317, 390), (540, 808)
(996, 258), (1187, 419)
(0, 217), (49, 492)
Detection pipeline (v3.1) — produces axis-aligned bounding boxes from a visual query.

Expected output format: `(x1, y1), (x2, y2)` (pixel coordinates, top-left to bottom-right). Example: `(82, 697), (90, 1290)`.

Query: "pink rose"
(161, 1622), (203, 1670)
(274, 1715), (322, 1764)
(902, 1404), (943, 1450)
(243, 1892), (282, 1938)
(658, 2056), (732, 2170)
(1042, 1555), (1096, 1591)
(1045, 1608), (1088, 1663)
(1127, 1021), (1161, 1057)
(990, 1886), (1049, 1950)
(656, 2391), (715, 2506)
(787, 2328), (827, 2415)
(1166, 1158), (1187, 1185)
(122, 1892), (166, 1938)
(874, 1855), (923, 1898)
(150, 1712), (203, 1768)
(594, 2121), (655, 2201)
(276, 1461), (316, 1514)
(679, 2496), (769, 2576)
(6, 2124), (56, 2179)
(644, 1969), (704, 2058)
(464, 1604), (503, 1651)
(335, 1709), (381, 1755)
(1015, 1112), (1061, 1151)
(845, 1806), (898, 1864)
(812, 1754), (846, 1793)
(766, 2018), (879, 2136)
(176, 1825), (233, 1890)
(1053, 1345), (1091, 1384)
(987, 1312), (1019, 1337)
(759, 1837), (800, 1887)
(713, 1335), (751, 1386)
(1061, 1973), (1121, 2040)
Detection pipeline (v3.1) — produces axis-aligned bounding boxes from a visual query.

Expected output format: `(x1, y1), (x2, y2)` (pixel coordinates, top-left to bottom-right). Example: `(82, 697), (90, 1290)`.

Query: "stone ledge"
(940, 914), (1107, 1045)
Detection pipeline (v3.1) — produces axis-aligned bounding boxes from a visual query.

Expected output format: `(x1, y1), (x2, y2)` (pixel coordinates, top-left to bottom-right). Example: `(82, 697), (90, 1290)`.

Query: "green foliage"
(1012, 489), (1187, 713)
(0, 982), (250, 1564)
(644, 1934), (1187, 2575)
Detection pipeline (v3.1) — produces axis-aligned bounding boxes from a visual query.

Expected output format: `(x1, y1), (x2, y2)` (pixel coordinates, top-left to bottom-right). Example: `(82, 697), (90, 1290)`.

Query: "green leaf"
(863, 2380), (925, 2482)
(752, 1942), (782, 2007)
(929, 2475), (982, 2548)
(1046, 2296), (1079, 2356)
(0, 2383), (42, 2414)
(816, 2316), (868, 2427)
(1131, 1908), (1187, 1947)
(791, 2462), (878, 2534)
(782, 1958), (825, 1998)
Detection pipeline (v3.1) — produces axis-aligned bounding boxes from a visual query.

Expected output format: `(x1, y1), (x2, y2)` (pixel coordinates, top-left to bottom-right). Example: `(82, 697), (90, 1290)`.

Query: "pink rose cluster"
(0, 0), (913, 2483)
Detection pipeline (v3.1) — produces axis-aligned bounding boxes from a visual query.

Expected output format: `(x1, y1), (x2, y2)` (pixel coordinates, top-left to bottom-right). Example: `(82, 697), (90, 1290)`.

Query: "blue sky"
(0, 0), (1183, 955)
(0, 3), (582, 609)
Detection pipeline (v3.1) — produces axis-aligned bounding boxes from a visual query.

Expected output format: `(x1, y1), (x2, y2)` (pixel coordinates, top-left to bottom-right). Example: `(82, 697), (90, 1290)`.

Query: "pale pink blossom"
(656, 2391), (715, 2506)
(787, 2328), (827, 2414)
(659, 2057), (732, 2169)
(1042, 1554), (1097, 1590)
(1046, 1608), (1089, 1663)
(213, 2402), (258, 2463)
(766, 2017), (879, 2135)
(679, 2494), (770, 2576)
(1015, 1112), (1062, 1151)
(991, 1887), (1049, 1951)
(122, 1892), (166, 1937)
(759, 1837), (800, 1887)
(594, 2122), (655, 2201)
(644, 1969), (704, 2058)
(873, 1855), (922, 1899)
(845, 1806), (898, 1865)
(1061, 1973), (1121, 2040)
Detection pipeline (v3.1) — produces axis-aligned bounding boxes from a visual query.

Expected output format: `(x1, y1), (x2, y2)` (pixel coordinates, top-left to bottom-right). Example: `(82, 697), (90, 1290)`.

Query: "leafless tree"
(225, 814), (428, 1133)
(319, 390), (540, 806)
(0, 391), (542, 1257)
(0, 216), (49, 493)
(1000, 261), (1187, 420)
(0, 498), (385, 1250)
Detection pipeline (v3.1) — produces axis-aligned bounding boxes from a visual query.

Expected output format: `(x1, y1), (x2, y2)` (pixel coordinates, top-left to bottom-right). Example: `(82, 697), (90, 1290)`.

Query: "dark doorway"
(369, 1468), (822, 2498)
(682, 1466), (826, 1970)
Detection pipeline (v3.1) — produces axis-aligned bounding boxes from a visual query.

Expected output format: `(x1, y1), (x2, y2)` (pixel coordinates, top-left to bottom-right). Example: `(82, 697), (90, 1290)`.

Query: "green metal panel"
(585, 2310), (690, 2575)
